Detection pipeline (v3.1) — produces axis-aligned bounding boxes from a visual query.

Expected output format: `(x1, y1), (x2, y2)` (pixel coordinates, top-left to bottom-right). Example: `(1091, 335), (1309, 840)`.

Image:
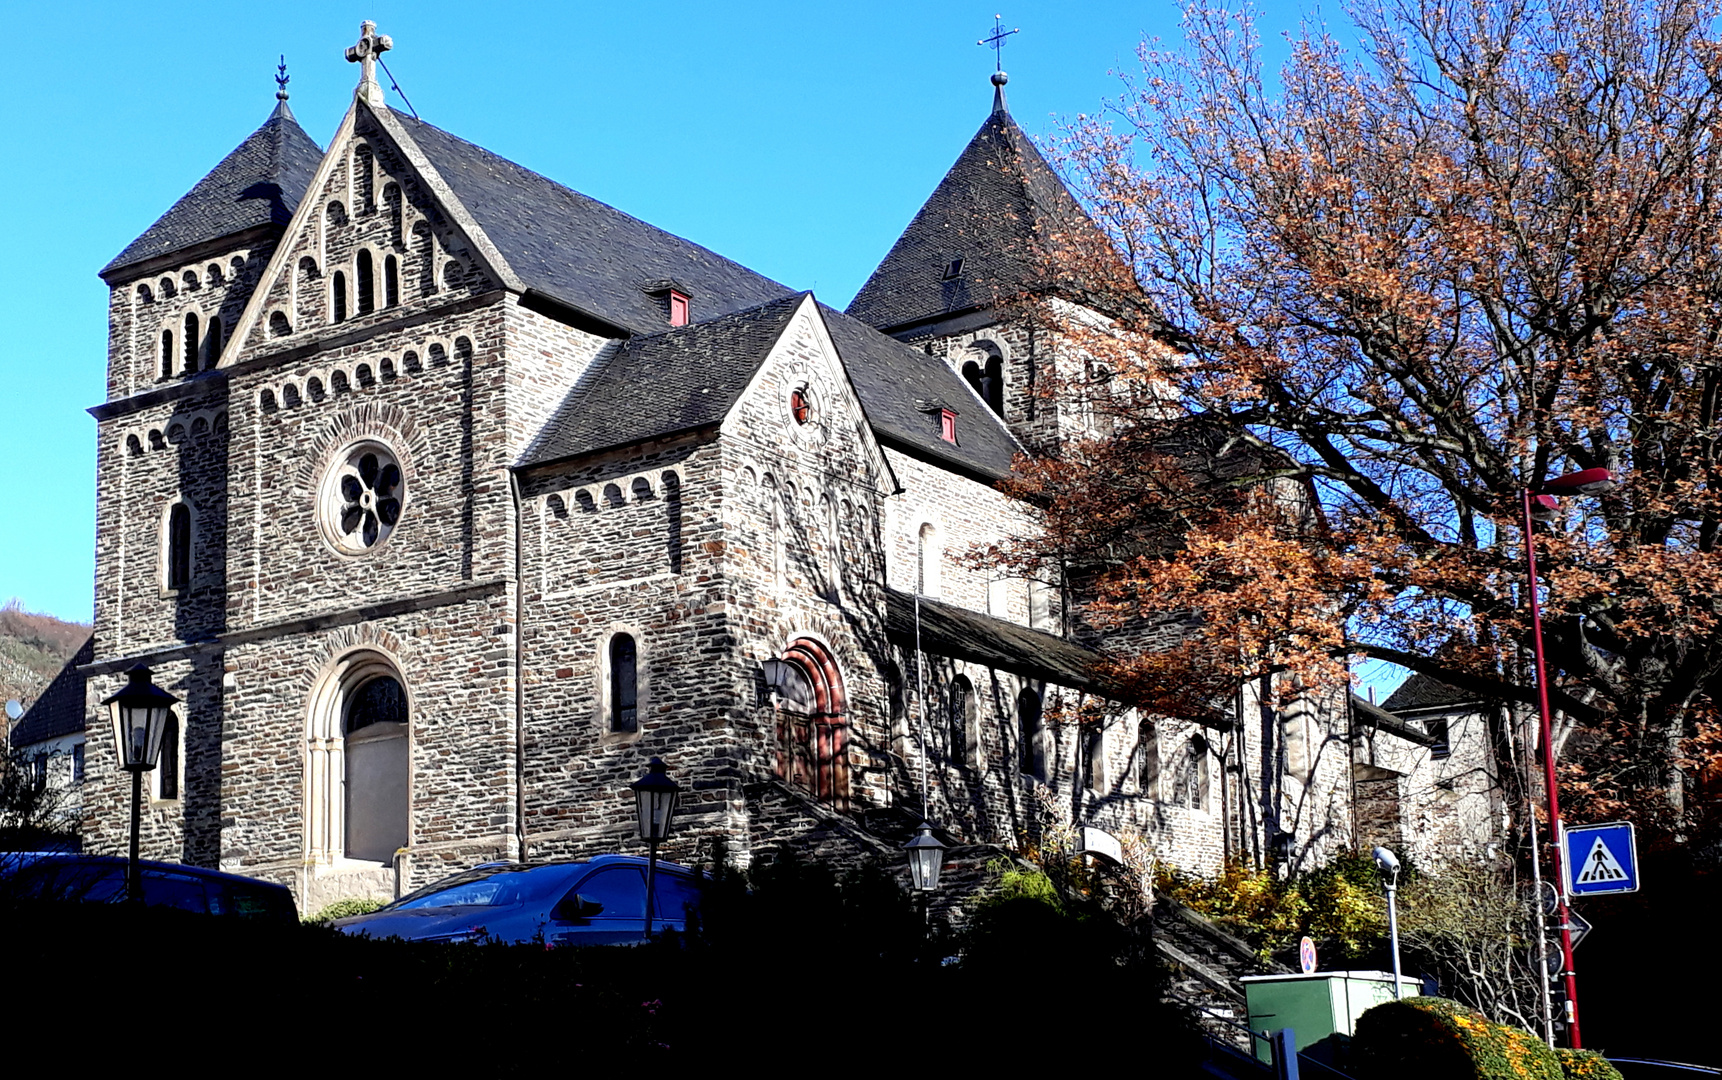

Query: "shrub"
(1555, 1050), (1625, 1080)
(304, 896), (384, 924)
(1352, 996), (1562, 1080)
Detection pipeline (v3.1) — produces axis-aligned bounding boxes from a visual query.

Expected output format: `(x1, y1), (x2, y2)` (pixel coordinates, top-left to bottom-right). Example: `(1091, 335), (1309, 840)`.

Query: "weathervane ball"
(992, 71), (1009, 86)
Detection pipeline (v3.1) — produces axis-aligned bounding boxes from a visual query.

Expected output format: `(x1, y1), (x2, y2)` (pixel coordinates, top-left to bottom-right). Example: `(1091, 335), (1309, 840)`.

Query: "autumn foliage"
(998, 0), (1722, 842)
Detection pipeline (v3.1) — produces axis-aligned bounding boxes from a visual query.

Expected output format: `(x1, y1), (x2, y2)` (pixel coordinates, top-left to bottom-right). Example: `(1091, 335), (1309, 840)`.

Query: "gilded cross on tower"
(346, 20), (393, 107)
(978, 14), (1019, 72)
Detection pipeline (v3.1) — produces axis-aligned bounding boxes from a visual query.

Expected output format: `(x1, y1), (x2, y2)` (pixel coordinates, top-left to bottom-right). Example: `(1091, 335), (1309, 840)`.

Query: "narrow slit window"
(160, 329), (174, 378)
(610, 634), (639, 734)
(166, 503), (191, 591)
(182, 313), (200, 374)
(357, 251), (375, 315)
(332, 272), (348, 323)
(384, 255), (400, 307)
(204, 317), (222, 369)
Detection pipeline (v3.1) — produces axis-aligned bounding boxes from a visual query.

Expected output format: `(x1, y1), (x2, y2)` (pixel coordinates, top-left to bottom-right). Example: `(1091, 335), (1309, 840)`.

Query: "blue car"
(332, 855), (702, 946)
(0, 852), (298, 924)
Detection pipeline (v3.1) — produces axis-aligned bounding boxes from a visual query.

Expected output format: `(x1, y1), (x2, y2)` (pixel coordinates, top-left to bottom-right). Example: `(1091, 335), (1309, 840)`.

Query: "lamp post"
(630, 757), (680, 939)
(1521, 466), (1616, 1050)
(101, 665), (178, 903)
(1372, 846), (1404, 999)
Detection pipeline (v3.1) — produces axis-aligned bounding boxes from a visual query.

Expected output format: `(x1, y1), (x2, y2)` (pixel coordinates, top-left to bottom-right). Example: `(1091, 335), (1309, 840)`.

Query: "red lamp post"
(1520, 466), (1616, 1049)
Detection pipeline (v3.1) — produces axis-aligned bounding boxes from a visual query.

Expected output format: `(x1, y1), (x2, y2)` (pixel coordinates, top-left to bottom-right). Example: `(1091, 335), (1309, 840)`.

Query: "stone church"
(74, 24), (1362, 910)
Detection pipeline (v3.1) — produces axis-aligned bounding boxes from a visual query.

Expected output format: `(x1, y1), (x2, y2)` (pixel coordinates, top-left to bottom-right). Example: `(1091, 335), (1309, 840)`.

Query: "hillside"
(0, 600), (91, 710)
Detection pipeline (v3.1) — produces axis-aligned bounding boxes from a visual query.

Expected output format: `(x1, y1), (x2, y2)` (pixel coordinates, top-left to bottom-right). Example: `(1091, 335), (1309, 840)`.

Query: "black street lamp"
(1520, 466), (1618, 1050)
(101, 665), (178, 903)
(630, 757), (680, 939)
(904, 821), (948, 892)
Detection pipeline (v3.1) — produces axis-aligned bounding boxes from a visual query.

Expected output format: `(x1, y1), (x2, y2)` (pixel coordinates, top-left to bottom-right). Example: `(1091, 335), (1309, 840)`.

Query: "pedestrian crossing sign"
(1563, 821), (1640, 896)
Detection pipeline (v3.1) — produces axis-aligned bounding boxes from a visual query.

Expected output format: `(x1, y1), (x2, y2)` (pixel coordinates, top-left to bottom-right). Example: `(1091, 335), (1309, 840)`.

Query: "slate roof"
(884, 589), (1105, 693)
(846, 98), (1113, 333)
(521, 293), (808, 467)
(822, 305), (1022, 480)
(102, 101), (323, 280)
(1382, 672), (1480, 714)
(519, 290), (1024, 479)
(9, 637), (92, 750)
(393, 114), (794, 335)
(1350, 692), (1440, 748)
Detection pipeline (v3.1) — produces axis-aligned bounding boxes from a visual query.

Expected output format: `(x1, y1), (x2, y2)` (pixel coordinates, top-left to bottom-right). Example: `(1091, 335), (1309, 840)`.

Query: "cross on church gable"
(346, 20), (393, 107)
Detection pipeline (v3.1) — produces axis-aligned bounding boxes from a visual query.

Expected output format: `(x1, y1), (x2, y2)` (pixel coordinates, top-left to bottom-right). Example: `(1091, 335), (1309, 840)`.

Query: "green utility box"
(1240, 970), (1422, 1063)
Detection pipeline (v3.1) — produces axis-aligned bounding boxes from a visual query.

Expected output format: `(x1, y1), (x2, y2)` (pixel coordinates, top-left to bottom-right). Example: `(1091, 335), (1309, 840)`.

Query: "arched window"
(1082, 724), (1106, 793)
(384, 254), (400, 307)
(1177, 734), (1209, 811)
(332, 272), (348, 323)
(608, 633), (639, 734)
(773, 637), (847, 807)
(886, 661), (907, 758)
(155, 711), (180, 800)
(1017, 688), (1044, 779)
(181, 313), (199, 373)
(357, 250), (375, 314)
(917, 522), (941, 597)
(269, 312), (292, 338)
(353, 144), (375, 214)
(413, 221), (438, 297)
(949, 675), (978, 768)
(165, 502), (192, 592)
(820, 494), (841, 601)
(306, 651), (410, 867)
(204, 316), (222, 369)
(1135, 721), (1160, 799)
(160, 328), (174, 378)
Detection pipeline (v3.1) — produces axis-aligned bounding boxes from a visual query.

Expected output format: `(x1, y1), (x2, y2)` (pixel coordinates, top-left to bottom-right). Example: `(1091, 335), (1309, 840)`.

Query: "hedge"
(1353, 996), (1562, 1080)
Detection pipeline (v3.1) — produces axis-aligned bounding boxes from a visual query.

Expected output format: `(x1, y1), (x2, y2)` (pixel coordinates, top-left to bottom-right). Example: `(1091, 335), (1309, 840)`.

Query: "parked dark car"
(0, 852), (298, 924)
(332, 855), (701, 945)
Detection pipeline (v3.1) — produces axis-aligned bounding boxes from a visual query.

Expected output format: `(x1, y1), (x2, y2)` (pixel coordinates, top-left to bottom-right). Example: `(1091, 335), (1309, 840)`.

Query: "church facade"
(78, 26), (1354, 911)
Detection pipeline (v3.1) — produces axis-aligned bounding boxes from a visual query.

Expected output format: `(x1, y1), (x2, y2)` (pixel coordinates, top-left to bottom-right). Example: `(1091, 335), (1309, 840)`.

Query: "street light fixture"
(101, 664), (178, 903)
(903, 821), (948, 892)
(1372, 846), (1404, 1000)
(630, 757), (680, 939)
(1521, 466), (1617, 1050)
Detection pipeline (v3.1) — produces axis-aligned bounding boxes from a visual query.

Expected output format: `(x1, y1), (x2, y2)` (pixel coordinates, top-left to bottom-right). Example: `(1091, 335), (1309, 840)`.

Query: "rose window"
(320, 441), (405, 554)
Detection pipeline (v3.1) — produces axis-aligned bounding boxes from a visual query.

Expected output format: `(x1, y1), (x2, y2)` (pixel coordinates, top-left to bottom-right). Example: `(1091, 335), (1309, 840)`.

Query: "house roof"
(884, 589), (1105, 693)
(101, 101), (323, 281)
(846, 94), (1112, 333)
(392, 114), (794, 335)
(1381, 672), (1479, 714)
(9, 637), (92, 749)
(520, 293), (808, 467)
(821, 305), (1022, 481)
(519, 291), (1024, 479)
(1350, 693), (1440, 748)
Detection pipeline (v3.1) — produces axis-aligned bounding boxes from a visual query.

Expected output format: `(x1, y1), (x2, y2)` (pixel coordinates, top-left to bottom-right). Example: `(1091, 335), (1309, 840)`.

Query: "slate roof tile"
(9, 637), (92, 749)
(394, 114), (793, 334)
(846, 103), (1112, 333)
(521, 293), (808, 467)
(885, 589), (1105, 693)
(102, 102), (323, 280)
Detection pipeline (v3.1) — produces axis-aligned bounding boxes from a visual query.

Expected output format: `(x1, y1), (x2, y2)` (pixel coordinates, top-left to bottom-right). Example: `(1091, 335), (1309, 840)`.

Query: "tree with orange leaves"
(997, 0), (1722, 843)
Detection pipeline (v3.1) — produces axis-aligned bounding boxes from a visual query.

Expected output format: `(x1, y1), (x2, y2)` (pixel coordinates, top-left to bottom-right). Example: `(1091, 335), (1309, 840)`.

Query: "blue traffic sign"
(1563, 821), (1640, 896)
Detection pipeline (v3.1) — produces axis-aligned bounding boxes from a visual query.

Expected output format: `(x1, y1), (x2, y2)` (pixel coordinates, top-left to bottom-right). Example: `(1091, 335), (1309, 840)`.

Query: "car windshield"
(387, 863), (585, 910)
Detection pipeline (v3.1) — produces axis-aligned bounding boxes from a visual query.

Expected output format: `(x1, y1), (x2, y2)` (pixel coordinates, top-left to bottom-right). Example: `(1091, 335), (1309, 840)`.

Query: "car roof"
(2, 852), (293, 893)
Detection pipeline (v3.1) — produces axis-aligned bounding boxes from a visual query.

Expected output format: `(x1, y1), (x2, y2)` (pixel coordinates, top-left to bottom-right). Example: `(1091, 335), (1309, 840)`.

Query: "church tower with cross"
(71, 21), (1359, 911)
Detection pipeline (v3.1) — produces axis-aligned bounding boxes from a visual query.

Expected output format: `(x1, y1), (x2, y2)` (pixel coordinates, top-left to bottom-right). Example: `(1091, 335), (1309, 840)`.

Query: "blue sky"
(3, 1), (1380, 664)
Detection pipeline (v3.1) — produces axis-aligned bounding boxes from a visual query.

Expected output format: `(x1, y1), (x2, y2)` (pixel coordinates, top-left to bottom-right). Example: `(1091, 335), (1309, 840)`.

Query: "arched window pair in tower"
(961, 344), (1005, 417)
(772, 637), (847, 807)
(306, 651), (410, 866)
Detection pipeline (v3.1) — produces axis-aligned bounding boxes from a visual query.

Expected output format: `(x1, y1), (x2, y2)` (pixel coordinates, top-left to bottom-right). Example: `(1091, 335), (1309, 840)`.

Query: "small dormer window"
(943, 257), (965, 280)
(940, 409), (958, 444)
(668, 291), (690, 327)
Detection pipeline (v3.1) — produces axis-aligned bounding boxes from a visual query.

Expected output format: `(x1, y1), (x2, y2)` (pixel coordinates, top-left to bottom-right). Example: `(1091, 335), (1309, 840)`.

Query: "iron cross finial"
(978, 14), (1019, 72)
(276, 55), (290, 101)
(346, 20), (394, 107)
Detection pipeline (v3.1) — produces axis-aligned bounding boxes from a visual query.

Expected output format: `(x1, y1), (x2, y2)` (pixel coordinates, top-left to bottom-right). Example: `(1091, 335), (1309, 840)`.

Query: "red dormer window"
(669, 290), (690, 327)
(940, 409), (958, 444)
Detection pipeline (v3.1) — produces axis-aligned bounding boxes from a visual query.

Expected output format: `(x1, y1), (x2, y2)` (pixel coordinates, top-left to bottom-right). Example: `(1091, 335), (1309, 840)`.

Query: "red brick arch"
(775, 636), (848, 808)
